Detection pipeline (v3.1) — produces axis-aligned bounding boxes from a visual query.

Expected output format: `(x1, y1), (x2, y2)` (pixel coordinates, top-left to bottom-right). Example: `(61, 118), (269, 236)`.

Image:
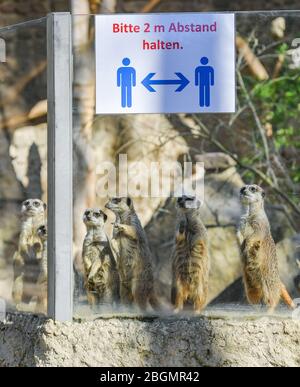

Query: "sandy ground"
(73, 302), (298, 322)
(1, 262), (297, 321)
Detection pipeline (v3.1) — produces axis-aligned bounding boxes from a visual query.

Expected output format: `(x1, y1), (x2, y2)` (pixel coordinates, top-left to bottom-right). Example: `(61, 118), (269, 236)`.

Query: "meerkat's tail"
(280, 283), (296, 309)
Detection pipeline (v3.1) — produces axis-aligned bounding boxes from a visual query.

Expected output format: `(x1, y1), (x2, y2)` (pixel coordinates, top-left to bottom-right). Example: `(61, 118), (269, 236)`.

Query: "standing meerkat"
(171, 196), (210, 314)
(238, 185), (295, 312)
(12, 199), (46, 306)
(82, 208), (120, 307)
(105, 197), (160, 311)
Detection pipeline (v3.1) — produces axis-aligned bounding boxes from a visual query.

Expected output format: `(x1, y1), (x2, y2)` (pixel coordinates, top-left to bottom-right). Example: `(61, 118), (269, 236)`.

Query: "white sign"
(96, 13), (236, 114)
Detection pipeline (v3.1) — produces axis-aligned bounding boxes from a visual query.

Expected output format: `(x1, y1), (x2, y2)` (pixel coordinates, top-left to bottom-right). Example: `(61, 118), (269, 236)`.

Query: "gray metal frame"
(47, 12), (73, 321)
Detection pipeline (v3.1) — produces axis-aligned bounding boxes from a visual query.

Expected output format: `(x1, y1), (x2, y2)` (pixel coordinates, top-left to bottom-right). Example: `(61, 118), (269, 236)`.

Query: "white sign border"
(95, 12), (237, 115)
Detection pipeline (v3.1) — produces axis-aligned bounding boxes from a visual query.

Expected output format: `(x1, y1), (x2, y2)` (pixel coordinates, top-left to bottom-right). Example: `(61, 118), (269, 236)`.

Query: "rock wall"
(1, 313), (300, 367)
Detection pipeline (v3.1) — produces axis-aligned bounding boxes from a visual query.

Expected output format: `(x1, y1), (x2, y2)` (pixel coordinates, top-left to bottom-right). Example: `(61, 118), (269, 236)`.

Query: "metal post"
(47, 12), (73, 321)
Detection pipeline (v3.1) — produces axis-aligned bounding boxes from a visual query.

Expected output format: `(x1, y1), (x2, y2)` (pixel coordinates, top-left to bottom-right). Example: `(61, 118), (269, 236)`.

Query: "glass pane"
(73, 12), (300, 319)
(0, 18), (48, 315)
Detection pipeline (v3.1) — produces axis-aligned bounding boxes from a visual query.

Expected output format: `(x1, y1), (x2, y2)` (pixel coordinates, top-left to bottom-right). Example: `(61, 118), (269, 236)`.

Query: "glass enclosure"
(0, 18), (48, 315)
(1, 11), (300, 321)
(72, 12), (300, 319)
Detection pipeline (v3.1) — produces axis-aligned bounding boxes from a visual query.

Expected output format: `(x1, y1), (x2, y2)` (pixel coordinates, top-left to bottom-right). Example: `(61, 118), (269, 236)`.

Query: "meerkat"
(82, 208), (120, 307)
(12, 199), (46, 306)
(171, 196), (210, 314)
(238, 185), (295, 312)
(35, 225), (48, 313)
(105, 197), (160, 311)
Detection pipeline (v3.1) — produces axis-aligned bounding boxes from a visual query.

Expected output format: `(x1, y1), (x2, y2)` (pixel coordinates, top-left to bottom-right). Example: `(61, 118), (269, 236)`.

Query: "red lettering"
(113, 24), (119, 33)
(112, 23), (141, 33)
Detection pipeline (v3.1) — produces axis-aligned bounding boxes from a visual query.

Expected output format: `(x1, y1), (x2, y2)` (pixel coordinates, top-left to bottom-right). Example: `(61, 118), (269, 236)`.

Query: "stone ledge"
(1, 312), (300, 367)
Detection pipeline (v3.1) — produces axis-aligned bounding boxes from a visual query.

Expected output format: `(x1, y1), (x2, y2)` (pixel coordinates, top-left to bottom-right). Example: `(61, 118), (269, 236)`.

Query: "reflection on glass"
(0, 19), (47, 315)
(73, 12), (300, 319)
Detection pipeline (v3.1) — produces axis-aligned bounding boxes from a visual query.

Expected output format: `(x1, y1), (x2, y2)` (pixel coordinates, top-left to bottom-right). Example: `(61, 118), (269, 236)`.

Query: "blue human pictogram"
(117, 58), (136, 108)
(195, 57), (214, 108)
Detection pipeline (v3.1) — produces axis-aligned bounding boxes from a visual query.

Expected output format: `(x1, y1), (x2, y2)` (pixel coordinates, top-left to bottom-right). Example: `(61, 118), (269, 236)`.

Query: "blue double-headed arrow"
(142, 72), (190, 93)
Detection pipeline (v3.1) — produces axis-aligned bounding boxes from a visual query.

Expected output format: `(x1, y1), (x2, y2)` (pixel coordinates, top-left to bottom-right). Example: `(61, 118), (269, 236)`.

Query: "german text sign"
(96, 13), (236, 114)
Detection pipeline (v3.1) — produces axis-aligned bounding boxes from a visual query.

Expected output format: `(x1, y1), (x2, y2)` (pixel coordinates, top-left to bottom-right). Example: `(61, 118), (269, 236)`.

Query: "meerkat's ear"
(126, 197), (132, 207)
(103, 213), (108, 223)
(262, 190), (266, 198)
(43, 203), (47, 210)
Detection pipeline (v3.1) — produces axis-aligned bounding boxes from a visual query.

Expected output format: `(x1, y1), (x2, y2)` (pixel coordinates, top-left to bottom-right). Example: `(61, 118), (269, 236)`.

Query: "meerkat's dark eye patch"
(24, 200), (30, 206)
(112, 198), (121, 204)
(250, 187), (257, 193)
(33, 201), (41, 207)
(94, 212), (100, 218)
(185, 196), (195, 201)
(39, 225), (47, 235)
(240, 187), (246, 195)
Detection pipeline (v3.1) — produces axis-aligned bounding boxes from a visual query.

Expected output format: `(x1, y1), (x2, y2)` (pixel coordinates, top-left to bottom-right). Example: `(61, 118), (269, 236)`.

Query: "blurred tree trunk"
(100, 0), (117, 13)
(71, 0), (94, 272)
(71, 0), (117, 272)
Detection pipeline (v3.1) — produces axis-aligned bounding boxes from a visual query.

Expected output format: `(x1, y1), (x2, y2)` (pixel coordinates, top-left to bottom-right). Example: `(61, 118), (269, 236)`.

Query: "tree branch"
(187, 115), (300, 217)
(142, 0), (162, 13)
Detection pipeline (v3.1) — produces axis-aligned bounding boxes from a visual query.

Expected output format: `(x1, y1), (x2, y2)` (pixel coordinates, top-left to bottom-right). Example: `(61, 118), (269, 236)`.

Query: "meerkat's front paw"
(114, 223), (126, 233)
(115, 223), (125, 232)
(237, 230), (244, 246)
